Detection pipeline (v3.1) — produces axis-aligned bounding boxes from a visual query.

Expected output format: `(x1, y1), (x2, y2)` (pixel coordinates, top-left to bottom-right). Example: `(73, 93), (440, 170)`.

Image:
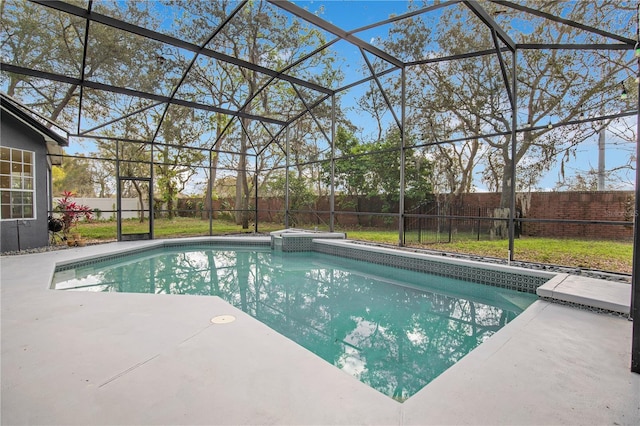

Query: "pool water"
(52, 245), (537, 401)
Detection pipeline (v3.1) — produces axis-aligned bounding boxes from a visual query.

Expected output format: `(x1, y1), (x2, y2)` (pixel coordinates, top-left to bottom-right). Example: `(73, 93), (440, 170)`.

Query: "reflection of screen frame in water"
(51, 243), (544, 402)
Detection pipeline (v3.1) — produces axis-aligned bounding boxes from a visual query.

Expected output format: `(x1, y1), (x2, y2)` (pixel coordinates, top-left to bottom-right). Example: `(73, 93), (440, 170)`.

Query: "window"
(1, 147), (35, 219)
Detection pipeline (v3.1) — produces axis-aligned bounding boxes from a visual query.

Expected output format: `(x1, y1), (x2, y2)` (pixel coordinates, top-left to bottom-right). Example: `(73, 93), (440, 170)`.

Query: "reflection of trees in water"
(74, 248), (524, 400)
(220, 253), (517, 401)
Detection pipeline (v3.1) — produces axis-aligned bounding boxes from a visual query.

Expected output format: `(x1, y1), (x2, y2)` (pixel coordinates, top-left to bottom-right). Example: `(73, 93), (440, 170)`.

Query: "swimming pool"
(51, 242), (542, 401)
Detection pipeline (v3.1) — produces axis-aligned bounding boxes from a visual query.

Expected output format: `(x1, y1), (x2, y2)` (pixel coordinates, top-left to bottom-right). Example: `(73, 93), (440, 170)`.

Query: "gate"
(117, 177), (153, 241)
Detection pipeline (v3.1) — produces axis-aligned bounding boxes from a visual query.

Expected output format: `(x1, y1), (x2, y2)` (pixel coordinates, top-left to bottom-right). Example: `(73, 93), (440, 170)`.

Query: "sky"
(303, 0), (416, 29)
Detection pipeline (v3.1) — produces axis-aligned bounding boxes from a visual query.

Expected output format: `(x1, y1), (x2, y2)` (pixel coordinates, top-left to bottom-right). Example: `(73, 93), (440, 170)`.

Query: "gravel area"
(0, 241), (107, 256)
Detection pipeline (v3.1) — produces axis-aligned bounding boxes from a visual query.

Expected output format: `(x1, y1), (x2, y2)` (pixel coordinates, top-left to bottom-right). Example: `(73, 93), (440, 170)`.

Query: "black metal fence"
(404, 202), (505, 244)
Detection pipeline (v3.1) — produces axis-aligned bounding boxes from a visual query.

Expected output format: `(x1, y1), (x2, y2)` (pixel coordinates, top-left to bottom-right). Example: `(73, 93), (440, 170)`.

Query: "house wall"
(1, 113), (50, 252)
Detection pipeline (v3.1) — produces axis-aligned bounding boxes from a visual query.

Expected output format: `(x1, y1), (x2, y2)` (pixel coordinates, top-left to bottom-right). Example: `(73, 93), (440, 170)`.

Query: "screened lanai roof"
(1, 0), (637, 155)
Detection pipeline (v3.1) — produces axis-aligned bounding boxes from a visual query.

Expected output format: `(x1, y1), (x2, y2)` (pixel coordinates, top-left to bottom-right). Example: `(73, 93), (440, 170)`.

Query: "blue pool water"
(52, 245), (537, 401)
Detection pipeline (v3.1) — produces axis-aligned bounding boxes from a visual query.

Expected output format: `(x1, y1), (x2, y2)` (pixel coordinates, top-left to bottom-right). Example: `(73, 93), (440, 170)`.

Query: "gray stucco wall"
(1, 113), (50, 252)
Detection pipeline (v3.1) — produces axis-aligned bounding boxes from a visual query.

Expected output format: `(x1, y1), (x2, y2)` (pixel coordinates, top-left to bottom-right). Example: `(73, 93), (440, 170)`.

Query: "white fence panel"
(52, 198), (148, 220)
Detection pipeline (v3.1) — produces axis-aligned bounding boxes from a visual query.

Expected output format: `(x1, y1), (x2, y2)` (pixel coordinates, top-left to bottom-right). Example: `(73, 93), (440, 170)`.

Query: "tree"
(327, 126), (376, 199)
(377, 1), (634, 210)
(1, 0), (160, 127)
(191, 0), (339, 228)
(154, 106), (208, 219)
(324, 126), (432, 220)
(94, 122), (152, 223)
(3, 0), (344, 230)
(3, 1), (214, 221)
(566, 115), (638, 190)
(554, 171), (600, 191)
(265, 170), (317, 225)
(169, 0), (248, 221)
(52, 156), (96, 197)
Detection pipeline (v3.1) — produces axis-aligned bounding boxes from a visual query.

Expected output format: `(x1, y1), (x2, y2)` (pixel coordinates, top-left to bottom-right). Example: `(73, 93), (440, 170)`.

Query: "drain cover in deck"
(211, 315), (236, 324)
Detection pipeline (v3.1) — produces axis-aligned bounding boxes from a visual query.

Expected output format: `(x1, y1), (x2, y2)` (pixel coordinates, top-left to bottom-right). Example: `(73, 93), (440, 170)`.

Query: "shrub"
(55, 191), (93, 237)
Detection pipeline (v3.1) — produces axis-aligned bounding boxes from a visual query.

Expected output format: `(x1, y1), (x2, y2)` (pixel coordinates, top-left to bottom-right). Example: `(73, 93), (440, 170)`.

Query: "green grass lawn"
(75, 217), (284, 240)
(417, 238), (633, 274)
(72, 218), (632, 274)
(342, 229), (632, 274)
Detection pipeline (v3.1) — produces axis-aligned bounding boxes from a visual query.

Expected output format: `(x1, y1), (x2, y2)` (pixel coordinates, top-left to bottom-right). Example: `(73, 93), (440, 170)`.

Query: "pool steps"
(270, 228), (346, 251)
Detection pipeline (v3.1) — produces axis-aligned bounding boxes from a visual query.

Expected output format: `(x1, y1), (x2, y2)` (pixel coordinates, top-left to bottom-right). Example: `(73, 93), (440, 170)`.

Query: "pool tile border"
(51, 236), (554, 295)
(538, 297), (629, 317)
(52, 237), (270, 273)
(48, 236), (632, 316)
(312, 239), (553, 294)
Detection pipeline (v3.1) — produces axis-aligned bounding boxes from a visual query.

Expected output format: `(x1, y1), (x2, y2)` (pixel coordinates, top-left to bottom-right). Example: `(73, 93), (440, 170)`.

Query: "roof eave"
(1, 93), (69, 148)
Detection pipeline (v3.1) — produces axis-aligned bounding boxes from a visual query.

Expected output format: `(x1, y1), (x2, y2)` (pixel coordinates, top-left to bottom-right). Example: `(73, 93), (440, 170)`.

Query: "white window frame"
(0, 147), (36, 221)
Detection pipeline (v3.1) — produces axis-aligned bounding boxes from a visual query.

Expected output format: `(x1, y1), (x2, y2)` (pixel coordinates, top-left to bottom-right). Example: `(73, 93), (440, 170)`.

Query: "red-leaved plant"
(55, 191), (93, 238)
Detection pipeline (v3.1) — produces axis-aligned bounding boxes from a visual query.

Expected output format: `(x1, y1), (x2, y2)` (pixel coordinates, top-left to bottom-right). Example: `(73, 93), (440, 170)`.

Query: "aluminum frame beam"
(208, 36), (340, 151)
(267, 0), (404, 68)
(463, 0), (516, 52)
(518, 43), (632, 51)
(491, 30), (514, 110)
(149, 0), (249, 144)
(491, 0), (637, 46)
(349, 0), (462, 35)
(290, 83), (332, 147)
(405, 48), (509, 67)
(75, 0), (93, 135)
(32, 0), (333, 96)
(360, 48), (402, 132)
(1, 63), (287, 126)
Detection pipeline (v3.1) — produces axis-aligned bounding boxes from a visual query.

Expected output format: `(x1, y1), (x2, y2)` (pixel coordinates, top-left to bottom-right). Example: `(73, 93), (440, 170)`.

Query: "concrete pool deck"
(1, 239), (639, 425)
